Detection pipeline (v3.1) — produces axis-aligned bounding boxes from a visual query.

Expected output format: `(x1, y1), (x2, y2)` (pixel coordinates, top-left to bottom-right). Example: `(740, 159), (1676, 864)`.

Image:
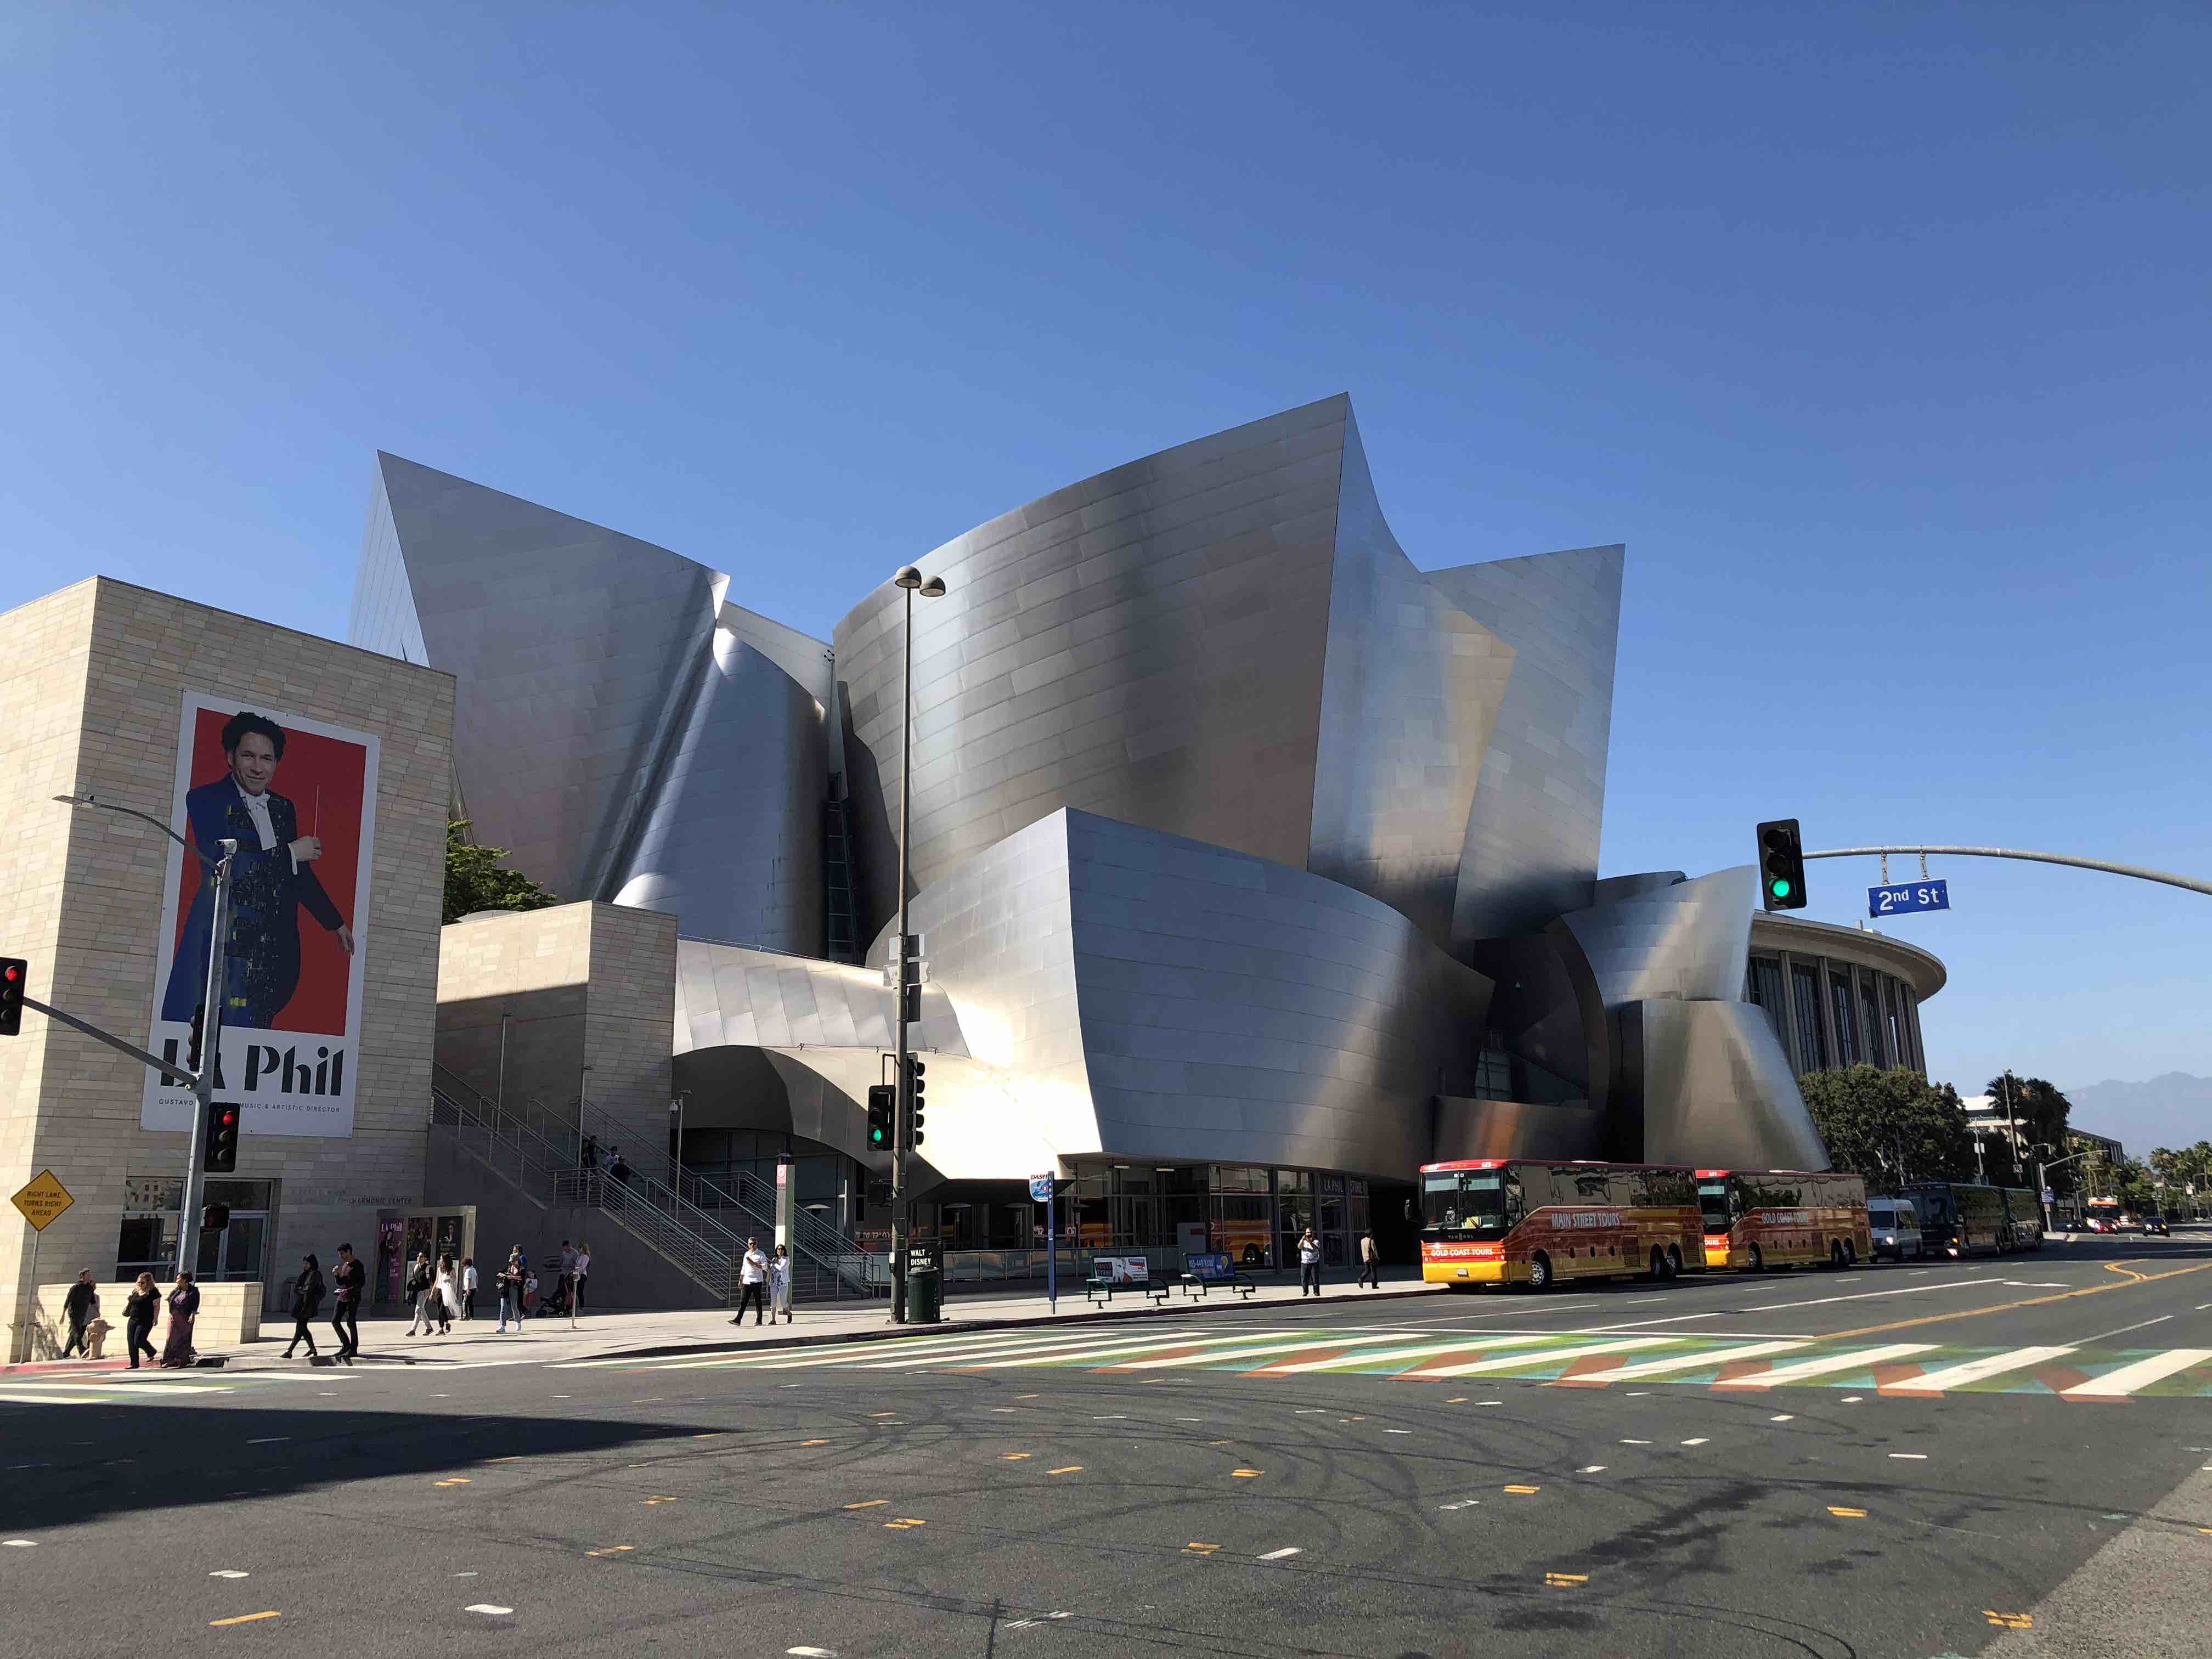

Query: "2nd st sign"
(1869, 878), (1949, 918)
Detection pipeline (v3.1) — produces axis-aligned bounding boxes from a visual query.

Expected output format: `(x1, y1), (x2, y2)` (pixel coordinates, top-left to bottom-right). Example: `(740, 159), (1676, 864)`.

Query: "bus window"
(1697, 1178), (1734, 1231)
(1421, 1169), (1513, 1237)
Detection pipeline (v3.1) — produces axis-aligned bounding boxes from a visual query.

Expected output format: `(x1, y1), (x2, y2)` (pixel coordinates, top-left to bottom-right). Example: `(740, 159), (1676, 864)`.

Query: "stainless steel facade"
(360, 396), (1946, 1187)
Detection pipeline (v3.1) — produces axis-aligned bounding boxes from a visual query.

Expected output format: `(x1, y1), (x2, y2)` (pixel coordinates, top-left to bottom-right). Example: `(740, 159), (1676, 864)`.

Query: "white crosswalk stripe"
(2061, 1348), (2212, 1398)
(1567, 1340), (1810, 1383)
(1262, 1333), (1568, 1375)
(1110, 1332), (1421, 1372)
(1419, 1336), (1675, 1378)
(1713, 1344), (1937, 1389)
(1886, 1346), (2076, 1393)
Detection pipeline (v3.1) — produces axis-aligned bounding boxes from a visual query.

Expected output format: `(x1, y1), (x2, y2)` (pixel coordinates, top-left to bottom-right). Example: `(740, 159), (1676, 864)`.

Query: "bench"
(1178, 1251), (1256, 1300)
(1087, 1256), (1170, 1305)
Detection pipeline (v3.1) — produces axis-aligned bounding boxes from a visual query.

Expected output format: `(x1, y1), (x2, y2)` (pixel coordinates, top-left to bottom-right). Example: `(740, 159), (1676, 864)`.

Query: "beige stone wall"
(433, 901), (675, 1156)
(0, 578), (453, 1356)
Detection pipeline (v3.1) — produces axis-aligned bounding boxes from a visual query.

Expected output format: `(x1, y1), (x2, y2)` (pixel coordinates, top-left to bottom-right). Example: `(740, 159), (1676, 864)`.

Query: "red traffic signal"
(0, 957), (26, 1037)
(204, 1099), (241, 1173)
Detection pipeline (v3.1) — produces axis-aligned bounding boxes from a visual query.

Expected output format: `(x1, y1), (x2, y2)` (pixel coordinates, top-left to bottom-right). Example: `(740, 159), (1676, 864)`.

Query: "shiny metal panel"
(1427, 544), (1623, 945)
(1632, 1000), (1830, 1170)
(1308, 418), (1514, 945)
(1558, 866), (1757, 1008)
(348, 453), (831, 950)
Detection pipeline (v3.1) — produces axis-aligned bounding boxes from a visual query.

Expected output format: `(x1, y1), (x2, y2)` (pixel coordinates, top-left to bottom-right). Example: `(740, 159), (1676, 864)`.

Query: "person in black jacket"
(123, 1273), (161, 1369)
(61, 1270), (99, 1358)
(283, 1255), (325, 1358)
(330, 1243), (366, 1363)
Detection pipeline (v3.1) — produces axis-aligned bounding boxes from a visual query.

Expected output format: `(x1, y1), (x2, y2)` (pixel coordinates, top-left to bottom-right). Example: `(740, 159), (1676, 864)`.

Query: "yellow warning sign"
(10, 1170), (74, 1232)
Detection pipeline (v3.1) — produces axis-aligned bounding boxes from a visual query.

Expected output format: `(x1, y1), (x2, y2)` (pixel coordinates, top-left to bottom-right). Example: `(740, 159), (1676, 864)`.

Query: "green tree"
(442, 819), (560, 924)
(1799, 1065), (1976, 1190)
(1980, 1073), (2072, 1161)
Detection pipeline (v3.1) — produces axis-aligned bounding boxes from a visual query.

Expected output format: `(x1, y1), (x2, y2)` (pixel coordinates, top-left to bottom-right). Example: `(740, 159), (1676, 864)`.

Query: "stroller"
(533, 1257), (573, 1318)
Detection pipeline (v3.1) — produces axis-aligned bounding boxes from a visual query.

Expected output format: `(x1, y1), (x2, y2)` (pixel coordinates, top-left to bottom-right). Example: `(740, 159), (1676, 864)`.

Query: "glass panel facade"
(1859, 974), (1888, 1068)
(1882, 977), (1906, 1071)
(1057, 1161), (1390, 1272)
(1747, 956), (1787, 1060)
(1829, 971), (1860, 1066)
(1790, 962), (1827, 1070)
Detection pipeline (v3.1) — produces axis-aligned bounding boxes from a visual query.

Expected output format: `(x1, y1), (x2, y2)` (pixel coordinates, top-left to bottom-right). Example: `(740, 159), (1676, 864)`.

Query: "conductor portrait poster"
(142, 691), (380, 1138)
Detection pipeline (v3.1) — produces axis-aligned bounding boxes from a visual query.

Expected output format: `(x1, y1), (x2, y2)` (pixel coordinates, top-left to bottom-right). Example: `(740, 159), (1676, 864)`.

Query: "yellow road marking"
(1014, 1393), (1039, 1400)
(1183, 1542), (1220, 1555)
(433, 1478), (471, 1488)
(1504, 1485), (1541, 1495)
(885, 1517), (926, 1530)
(641, 1497), (677, 1506)
(1210, 1440), (1233, 1446)
(1829, 1506), (1867, 1518)
(1232, 1469), (1263, 1479)
(1048, 1465), (1084, 1474)
(868, 1412), (898, 1418)
(585, 1545), (634, 1557)
(845, 1499), (888, 1509)
(1545, 1572), (1587, 1587)
(692, 1432), (721, 1439)
(801, 1439), (830, 1447)
(1985, 1611), (2033, 1629)
(1002, 1452), (1031, 1461)
(210, 1612), (280, 1627)
(1825, 1260), (2212, 1342)
(1447, 1397), (1469, 1403)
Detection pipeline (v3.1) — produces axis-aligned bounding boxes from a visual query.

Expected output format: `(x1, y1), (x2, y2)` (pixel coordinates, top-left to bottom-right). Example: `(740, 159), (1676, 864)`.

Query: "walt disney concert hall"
(352, 395), (1941, 1267)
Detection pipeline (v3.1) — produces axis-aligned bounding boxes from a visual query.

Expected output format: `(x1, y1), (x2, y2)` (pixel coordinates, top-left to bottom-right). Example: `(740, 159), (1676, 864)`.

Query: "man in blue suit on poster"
(161, 711), (355, 1031)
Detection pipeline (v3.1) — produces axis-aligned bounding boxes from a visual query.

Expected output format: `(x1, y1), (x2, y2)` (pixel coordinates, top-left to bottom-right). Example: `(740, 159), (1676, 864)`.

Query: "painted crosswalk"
(575, 1325), (2212, 1399)
(0, 1372), (357, 1408)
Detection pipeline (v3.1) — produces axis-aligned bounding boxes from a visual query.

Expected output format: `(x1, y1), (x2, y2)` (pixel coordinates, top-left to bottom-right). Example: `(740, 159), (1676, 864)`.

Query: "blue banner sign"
(1029, 1173), (1055, 1202)
(1184, 1252), (1233, 1280)
(1868, 878), (1949, 918)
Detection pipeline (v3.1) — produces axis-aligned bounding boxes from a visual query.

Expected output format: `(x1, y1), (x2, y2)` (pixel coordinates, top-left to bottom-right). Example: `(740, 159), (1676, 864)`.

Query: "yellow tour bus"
(1417, 1159), (1708, 1291)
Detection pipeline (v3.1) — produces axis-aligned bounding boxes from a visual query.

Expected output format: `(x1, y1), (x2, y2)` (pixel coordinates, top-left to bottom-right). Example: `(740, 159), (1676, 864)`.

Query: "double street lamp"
(890, 563), (945, 1324)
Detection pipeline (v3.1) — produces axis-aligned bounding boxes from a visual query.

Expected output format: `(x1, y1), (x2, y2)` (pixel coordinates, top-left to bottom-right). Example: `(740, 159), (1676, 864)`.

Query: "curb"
(577, 1279), (1446, 1365)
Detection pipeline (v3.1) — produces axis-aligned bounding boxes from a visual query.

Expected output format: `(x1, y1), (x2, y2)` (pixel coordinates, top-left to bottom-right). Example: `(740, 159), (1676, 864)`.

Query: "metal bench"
(1087, 1256), (1170, 1305)
(1178, 1251), (1257, 1299)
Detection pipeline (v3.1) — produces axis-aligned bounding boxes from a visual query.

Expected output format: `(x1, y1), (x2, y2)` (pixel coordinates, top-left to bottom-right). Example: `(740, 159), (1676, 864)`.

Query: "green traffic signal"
(1770, 877), (1791, 899)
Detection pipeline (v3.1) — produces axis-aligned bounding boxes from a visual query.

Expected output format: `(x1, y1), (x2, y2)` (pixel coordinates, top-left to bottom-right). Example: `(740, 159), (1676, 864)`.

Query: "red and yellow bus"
(1418, 1159), (1708, 1291)
(1695, 1169), (1870, 1272)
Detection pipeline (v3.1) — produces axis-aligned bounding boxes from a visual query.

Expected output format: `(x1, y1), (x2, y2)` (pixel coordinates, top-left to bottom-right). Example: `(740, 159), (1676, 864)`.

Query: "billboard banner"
(142, 692), (380, 1137)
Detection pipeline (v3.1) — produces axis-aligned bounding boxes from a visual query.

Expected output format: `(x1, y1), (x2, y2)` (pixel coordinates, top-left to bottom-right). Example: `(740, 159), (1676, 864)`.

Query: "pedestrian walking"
(159, 1272), (201, 1367)
(1297, 1228), (1323, 1296)
(460, 1256), (478, 1320)
(405, 1251), (437, 1336)
(570, 1243), (591, 1325)
(769, 1243), (794, 1323)
(495, 1248), (526, 1332)
(331, 1242), (365, 1361)
(433, 1254), (459, 1334)
(580, 1133), (599, 1170)
(1359, 1229), (1381, 1290)
(283, 1255), (325, 1358)
(122, 1272), (160, 1369)
(731, 1237), (769, 1325)
(61, 1269), (99, 1358)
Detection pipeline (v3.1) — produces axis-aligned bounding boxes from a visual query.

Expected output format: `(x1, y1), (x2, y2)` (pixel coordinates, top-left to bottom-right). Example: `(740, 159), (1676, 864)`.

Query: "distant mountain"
(2064, 1074), (2212, 1156)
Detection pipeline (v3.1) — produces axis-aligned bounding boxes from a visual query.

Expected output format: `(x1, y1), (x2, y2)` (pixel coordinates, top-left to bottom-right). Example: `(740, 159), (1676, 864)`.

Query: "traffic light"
(866, 1084), (894, 1152)
(203, 1098), (240, 1172)
(201, 1203), (231, 1233)
(0, 957), (24, 1037)
(905, 1054), (926, 1149)
(1755, 819), (1808, 912)
(186, 1002), (207, 1072)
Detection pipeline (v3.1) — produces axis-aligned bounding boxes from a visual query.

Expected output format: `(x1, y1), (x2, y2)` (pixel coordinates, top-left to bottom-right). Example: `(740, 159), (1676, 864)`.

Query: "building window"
(1829, 972), (1860, 1067)
(1790, 962), (1827, 1070)
(1897, 985), (1918, 1069)
(1747, 956), (1787, 1058)
(1859, 974), (1888, 1069)
(1883, 978), (1907, 1071)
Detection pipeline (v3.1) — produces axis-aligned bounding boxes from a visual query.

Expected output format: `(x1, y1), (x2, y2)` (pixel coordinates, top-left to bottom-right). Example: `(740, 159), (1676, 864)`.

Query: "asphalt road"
(4, 1232), (2209, 1659)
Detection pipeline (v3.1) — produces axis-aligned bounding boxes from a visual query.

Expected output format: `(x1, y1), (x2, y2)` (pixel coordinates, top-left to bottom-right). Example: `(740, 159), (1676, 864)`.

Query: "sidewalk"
(217, 1267), (1444, 1370)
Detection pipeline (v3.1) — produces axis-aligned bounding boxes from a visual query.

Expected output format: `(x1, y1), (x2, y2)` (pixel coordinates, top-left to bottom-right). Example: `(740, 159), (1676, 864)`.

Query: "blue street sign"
(1029, 1173), (1055, 1202)
(1868, 878), (1949, 918)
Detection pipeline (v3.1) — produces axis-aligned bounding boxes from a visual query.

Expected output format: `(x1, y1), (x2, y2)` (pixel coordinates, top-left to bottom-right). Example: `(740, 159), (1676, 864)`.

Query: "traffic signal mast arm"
(10, 987), (208, 1086)
(1803, 844), (2212, 899)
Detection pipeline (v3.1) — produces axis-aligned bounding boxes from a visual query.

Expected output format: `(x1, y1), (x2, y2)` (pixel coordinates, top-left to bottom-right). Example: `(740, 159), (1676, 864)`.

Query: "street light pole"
(889, 563), (946, 1325)
(51, 793), (235, 1281)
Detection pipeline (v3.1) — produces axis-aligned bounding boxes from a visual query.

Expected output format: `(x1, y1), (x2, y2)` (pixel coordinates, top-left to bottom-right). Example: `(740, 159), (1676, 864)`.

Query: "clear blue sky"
(5, 4), (2207, 1108)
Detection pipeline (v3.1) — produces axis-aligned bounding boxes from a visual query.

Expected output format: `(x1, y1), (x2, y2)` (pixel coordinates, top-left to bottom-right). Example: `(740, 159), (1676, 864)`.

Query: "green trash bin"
(908, 1263), (943, 1323)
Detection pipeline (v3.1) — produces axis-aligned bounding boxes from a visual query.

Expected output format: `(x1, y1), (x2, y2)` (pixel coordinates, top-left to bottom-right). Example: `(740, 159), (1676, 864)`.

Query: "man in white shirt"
(731, 1238), (770, 1326)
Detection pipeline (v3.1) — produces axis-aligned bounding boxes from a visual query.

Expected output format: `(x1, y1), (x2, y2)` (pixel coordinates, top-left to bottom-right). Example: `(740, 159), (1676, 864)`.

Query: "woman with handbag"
(404, 1252), (436, 1336)
(158, 1272), (201, 1367)
(432, 1254), (458, 1335)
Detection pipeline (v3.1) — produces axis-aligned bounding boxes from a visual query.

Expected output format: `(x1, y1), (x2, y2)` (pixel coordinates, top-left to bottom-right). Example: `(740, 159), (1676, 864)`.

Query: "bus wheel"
(1747, 1244), (1765, 1273)
(1667, 1245), (1684, 1278)
(1527, 1252), (1554, 1292)
(1828, 1239), (1847, 1269)
(1647, 1247), (1667, 1280)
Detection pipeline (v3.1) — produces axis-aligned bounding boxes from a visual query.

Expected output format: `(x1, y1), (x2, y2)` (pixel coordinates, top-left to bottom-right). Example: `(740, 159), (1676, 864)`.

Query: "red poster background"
(168, 707), (368, 1034)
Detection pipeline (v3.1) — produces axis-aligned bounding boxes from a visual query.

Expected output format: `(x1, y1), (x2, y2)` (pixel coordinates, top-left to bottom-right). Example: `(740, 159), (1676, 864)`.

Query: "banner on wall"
(142, 692), (379, 1137)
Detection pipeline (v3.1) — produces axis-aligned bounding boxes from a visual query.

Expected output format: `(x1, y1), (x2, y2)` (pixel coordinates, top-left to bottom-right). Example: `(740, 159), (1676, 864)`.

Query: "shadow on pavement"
(0, 1404), (719, 1534)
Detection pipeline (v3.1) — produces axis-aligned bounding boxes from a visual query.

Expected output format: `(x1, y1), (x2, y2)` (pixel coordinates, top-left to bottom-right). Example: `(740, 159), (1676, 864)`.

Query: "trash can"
(907, 1263), (943, 1323)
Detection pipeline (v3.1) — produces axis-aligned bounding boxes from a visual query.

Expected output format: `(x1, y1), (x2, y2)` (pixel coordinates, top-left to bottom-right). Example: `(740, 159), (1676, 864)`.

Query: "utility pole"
(887, 564), (946, 1324)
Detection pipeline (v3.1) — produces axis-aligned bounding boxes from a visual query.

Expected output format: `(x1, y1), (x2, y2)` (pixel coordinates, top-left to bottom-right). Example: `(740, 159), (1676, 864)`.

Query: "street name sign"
(1868, 878), (1949, 918)
(10, 1170), (74, 1232)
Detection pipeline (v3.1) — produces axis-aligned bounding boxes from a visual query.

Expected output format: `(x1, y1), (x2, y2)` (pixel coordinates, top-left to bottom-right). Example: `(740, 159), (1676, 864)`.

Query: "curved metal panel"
(1630, 1000), (1830, 1170)
(1429, 543), (1623, 946)
(1558, 865), (1757, 1008)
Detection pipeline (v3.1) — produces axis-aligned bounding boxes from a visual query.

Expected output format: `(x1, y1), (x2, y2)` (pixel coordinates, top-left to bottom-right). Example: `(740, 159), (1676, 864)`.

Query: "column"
(1776, 950), (1805, 1074)
(1814, 956), (1843, 1070)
